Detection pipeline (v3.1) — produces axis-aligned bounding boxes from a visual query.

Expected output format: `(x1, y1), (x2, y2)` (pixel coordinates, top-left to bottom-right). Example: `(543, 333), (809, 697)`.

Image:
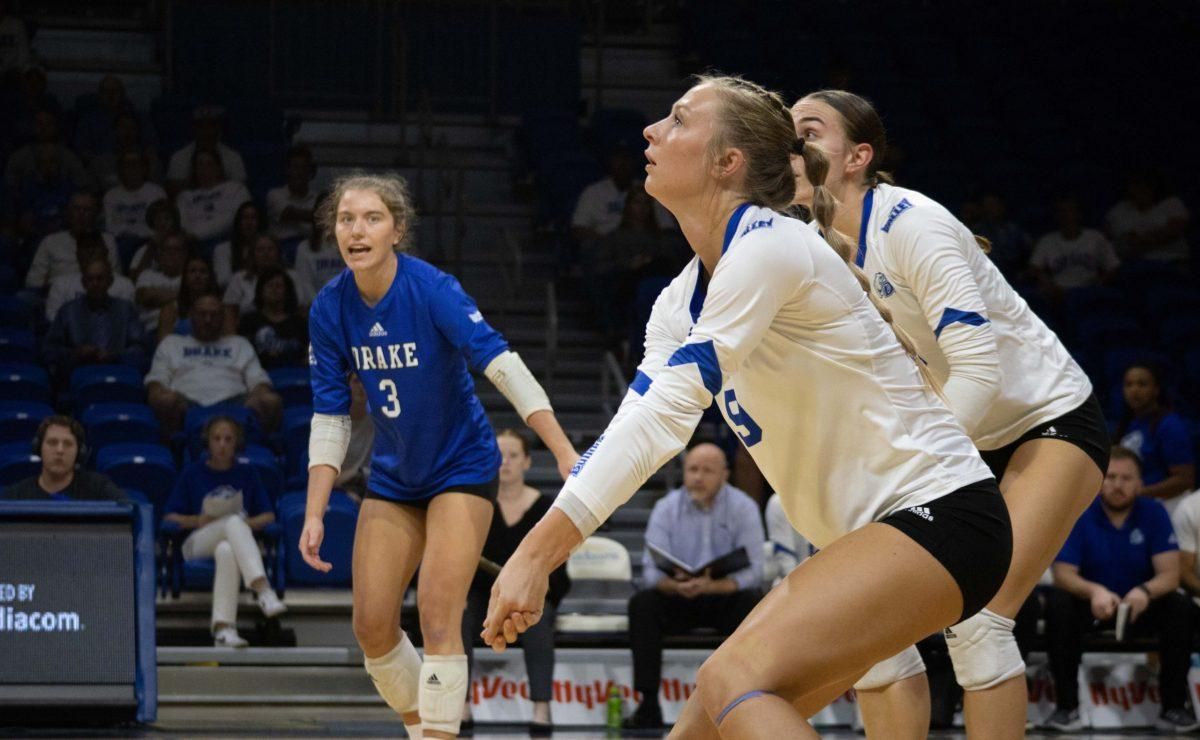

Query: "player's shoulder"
(311, 268), (356, 313)
(726, 205), (822, 274)
(875, 184), (960, 237)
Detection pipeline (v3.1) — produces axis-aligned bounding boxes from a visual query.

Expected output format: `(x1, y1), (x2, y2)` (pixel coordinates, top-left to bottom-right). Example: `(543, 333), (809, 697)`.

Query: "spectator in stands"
(461, 429), (568, 733)
(25, 191), (122, 290)
(89, 111), (162, 192)
(128, 198), (181, 280)
(175, 149), (252, 244)
(764, 492), (809, 587)
(1116, 362), (1195, 505)
(2, 416), (126, 502)
(1044, 446), (1195, 732)
(11, 137), (76, 241)
(156, 253), (218, 342)
(1029, 194), (1119, 298)
(292, 191), (344, 296)
(0, 2), (31, 80)
(1106, 169), (1191, 265)
(44, 234), (134, 320)
(163, 414), (286, 647)
(103, 150), (166, 250)
(266, 145), (316, 243)
(4, 110), (90, 193)
(237, 267), (307, 369)
(42, 253), (147, 380)
(145, 293), (282, 436)
(571, 143), (674, 245)
(3, 67), (61, 146)
(970, 190), (1030, 279)
(133, 230), (187, 331)
(72, 75), (155, 164)
(624, 442), (764, 730)
(223, 233), (311, 333)
(333, 373), (373, 503)
(166, 105), (246, 192)
(211, 200), (262, 288)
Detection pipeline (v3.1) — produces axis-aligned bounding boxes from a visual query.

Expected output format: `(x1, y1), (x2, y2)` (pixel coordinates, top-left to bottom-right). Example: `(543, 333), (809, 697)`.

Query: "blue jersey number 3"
(722, 389), (762, 447)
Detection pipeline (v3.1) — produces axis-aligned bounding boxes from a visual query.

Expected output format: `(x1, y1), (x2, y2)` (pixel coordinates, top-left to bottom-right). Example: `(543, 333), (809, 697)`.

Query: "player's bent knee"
(945, 608), (1025, 691)
(419, 654), (468, 735)
(364, 633), (421, 715)
(853, 645), (926, 691)
(352, 608), (399, 654)
(695, 648), (762, 720)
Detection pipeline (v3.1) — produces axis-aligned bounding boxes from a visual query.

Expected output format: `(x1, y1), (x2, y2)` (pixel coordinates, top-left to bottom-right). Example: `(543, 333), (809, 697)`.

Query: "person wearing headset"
(2, 416), (126, 501)
(163, 414), (285, 647)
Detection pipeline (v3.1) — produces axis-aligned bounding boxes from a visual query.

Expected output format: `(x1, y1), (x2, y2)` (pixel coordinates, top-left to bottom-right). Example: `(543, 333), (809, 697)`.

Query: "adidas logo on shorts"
(906, 506), (934, 522)
(369, 322), (388, 338)
(1042, 426), (1059, 437)
(426, 673), (441, 686)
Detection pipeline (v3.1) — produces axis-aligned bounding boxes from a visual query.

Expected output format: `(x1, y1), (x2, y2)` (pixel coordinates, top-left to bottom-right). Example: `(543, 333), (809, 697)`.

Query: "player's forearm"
(1142, 470), (1194, 500)
(515, 508), (584, 575)
(526, 409), (576, 462)
(304, 465), (337, 520)
(1053, 565), (1103, 600)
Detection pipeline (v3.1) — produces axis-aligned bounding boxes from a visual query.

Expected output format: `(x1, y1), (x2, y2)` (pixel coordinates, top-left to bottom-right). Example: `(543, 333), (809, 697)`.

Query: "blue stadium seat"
(282, 405), (311, 489)
(0, 296), (34, 331)
(70, 364), (146, 411)
(96, 443), (177, 515)
(0, 441), (40, 486)
(238, 444), (284, 504)
(0, 328), (35, 363)
(268, 367), (312, 408)
(0, 401), (54, 446)
(279, 490), (357, 586)
(81, 403), (160, 448)
(1158, 316), (1200, 352)
(0, 362), (52, 405)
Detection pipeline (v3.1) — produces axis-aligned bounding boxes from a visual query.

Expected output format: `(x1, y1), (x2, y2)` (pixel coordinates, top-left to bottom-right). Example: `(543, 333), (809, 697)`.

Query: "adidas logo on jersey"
(369, 322), (388, 338)
(426, 673), (441, 686)
(906, 506), (934, 522)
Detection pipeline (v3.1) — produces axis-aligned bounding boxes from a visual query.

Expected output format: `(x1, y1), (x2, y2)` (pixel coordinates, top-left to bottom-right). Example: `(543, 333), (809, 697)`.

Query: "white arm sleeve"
(552, 230), (804, 536)
(308, 412), (352, 473)
(483, 350), (552, 422)
(891, 210), (1002, 436)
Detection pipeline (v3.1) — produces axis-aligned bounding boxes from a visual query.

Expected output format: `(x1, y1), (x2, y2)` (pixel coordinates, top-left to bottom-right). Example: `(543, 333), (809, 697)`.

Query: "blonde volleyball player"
(299, 173), (577, 739)
(480, 75), (1012, 739)
(790, 90), (1109, 740)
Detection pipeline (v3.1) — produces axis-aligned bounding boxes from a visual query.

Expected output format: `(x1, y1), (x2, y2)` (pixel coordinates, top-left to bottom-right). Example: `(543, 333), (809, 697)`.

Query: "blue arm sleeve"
(427, 272), (509, 373)
(1158, 415), (1195, 468)
(308, 298), (351, 415)
(1056, 522), (1084, 566)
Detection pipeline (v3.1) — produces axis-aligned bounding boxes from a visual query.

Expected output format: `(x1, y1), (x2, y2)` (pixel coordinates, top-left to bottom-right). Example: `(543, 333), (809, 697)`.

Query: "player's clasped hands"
(481, 550), (549, 651)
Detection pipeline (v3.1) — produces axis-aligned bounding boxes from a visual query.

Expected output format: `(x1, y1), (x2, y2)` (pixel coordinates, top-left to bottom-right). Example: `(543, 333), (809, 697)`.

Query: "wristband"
(1136, 583), (1153, 599)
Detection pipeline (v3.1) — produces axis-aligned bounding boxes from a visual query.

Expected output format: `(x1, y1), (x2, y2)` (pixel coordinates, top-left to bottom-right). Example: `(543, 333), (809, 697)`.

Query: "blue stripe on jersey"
(934, 308), (990, 338)
(690, 203), (754, 324)
(855, 188), (875, 268)
(667, 340), (722, 396)
(630, 370), (653, 396)
(721, 202), (753, 255)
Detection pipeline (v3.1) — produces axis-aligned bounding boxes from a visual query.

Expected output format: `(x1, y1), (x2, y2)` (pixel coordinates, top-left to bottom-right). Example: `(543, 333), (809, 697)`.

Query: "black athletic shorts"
(365, 477), (499, 510)
(880, 478), (1012, 623)
(978, 394), (1111, 480)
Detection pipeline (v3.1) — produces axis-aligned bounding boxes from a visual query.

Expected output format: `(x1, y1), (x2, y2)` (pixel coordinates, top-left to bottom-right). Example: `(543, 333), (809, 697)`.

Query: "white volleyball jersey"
(557, 204), (991, 550)
(853, 184), (1093, 450)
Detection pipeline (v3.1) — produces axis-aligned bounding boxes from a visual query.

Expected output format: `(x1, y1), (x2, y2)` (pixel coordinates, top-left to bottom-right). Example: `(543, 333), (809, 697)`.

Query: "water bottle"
(606, 684), (623, 732)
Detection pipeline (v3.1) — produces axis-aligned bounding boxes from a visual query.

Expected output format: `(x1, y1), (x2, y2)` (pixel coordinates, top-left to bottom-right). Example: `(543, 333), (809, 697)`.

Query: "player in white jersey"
(479, 76), (1012, 739)
(791, 90), (1110, 739)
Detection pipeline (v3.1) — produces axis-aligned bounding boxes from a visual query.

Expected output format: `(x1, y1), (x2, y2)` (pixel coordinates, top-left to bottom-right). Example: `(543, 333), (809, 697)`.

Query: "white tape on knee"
(364, 634), (421, 715)
(944, 608), (1025, 691)
(853, 645), (926, 691)
(419, 654), (468, 735)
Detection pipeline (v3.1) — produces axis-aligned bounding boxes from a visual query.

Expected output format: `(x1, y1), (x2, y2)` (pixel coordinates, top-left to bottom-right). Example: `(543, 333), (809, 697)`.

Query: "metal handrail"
(544, 281), (559, 393)
(600, 350), (627, 417)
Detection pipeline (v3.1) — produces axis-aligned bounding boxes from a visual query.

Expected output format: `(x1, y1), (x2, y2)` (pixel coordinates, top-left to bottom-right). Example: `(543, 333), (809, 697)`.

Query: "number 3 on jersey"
(378, 379), (401, 418)
(722, 389), (762, 447)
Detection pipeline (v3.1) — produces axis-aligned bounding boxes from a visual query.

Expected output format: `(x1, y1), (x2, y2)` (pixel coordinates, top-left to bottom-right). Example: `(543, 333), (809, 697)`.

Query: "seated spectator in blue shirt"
(1116, 362), (1195, 503)
(42, 254), (148, 381)
(2, 416), (125, 501)
(1043, 446), (1195, 733)
(624, 441), (765, 730)
(163, 415), (285, 647)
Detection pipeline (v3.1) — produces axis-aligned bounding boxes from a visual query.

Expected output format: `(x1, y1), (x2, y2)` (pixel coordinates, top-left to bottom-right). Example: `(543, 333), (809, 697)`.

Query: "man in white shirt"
(44, 236), (135, 320)
(26, 192), (123, 289)
(1106, 171), (1191, 263)
(1170, 490), (1200, 607)
(570, 144), (674, 243)
(103, 150), (166, 243)
(1030, 195), (1119, 292)
(165, 106), (246, 192)
(266, 145), (317, 242)
(145, 293), (282, 436)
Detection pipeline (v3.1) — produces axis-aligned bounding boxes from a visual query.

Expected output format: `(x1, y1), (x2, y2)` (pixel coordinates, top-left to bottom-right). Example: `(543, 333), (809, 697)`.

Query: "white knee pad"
(944, 608), (1025, 691)
(853, 645), (926, 691)
(419, 654), (468, 735)
(364, 633), (422, 715)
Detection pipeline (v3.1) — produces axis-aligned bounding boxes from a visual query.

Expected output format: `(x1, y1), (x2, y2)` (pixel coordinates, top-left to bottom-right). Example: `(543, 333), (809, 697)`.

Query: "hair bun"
(792, 138), (806, 155)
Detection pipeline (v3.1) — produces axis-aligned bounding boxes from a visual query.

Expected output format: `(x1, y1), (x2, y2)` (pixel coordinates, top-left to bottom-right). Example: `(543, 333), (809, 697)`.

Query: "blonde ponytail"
(799, 143), (943, 395)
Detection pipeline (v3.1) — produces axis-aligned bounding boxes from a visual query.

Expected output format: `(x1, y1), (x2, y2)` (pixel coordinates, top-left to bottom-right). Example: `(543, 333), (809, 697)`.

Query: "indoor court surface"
(1, 706), (1193, 739)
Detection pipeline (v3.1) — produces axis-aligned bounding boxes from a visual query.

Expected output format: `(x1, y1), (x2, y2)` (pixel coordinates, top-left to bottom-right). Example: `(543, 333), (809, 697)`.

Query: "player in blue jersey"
(298, 173), (577, 739)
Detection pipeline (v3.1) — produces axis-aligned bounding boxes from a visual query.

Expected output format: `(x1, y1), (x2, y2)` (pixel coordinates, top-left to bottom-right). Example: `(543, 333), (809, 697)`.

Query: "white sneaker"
(214, 626), (248, 648)
(256, 588), (287, 618)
